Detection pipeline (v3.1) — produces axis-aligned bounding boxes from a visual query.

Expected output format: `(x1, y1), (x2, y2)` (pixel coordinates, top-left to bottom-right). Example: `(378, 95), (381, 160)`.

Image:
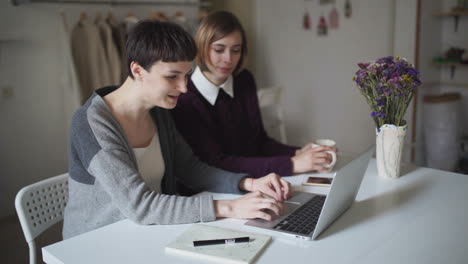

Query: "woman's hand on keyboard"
(214, 191), (283, 221)
(245, 173), (291, 202)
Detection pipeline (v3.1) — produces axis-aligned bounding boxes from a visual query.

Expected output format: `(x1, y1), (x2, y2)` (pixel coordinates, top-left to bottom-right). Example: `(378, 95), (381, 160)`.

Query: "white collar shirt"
(191, 66), (234, 105)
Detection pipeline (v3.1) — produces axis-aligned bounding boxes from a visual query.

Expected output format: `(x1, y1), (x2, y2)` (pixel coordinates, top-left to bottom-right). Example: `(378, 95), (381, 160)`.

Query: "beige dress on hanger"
(71, 17), (112, 103)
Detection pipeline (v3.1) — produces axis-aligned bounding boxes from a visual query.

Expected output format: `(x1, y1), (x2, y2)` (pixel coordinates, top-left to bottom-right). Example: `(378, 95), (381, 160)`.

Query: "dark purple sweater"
(171, 69), (298, 178)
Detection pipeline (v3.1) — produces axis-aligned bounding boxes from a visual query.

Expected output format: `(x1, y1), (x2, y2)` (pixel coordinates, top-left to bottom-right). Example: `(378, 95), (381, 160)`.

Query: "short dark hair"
(195, 11), (248, 75)
(126, 20), (197, 79)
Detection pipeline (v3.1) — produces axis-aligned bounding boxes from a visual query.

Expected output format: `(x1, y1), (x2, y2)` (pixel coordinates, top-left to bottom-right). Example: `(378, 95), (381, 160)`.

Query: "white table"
(43, 159), (468, 264)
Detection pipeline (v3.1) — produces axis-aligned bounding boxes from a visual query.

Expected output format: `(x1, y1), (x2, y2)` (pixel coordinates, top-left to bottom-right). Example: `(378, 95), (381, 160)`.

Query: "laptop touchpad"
(245, 201), (301, 228)
(286, 191), (316, 204)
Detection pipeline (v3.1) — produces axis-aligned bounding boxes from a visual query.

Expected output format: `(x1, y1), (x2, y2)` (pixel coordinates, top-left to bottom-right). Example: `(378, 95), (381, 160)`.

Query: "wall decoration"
(329, 7), (339, 29)
(318, 14), (328, 36)
(320, 0), (335, 5)
(345, 0), (352, 18)
(301, 0), (345, 34)
(303, 9), (311, 30)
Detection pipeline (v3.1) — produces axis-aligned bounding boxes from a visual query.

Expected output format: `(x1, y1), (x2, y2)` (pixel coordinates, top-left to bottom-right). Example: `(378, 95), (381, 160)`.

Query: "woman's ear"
(130, 61), (144, 80)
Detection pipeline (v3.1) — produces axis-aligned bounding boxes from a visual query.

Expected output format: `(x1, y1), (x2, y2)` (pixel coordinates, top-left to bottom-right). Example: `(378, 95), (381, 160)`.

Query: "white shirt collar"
(191, 66), (233, 105)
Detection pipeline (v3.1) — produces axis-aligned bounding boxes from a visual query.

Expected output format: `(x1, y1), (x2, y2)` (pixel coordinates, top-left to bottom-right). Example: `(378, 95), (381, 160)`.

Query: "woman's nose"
(177, 79), (188, 93)
(223, 51), (232, 63)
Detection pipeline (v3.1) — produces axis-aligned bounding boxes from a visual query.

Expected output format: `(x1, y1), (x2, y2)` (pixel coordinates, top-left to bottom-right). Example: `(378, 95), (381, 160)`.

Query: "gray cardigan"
(63, 86), (247, 239)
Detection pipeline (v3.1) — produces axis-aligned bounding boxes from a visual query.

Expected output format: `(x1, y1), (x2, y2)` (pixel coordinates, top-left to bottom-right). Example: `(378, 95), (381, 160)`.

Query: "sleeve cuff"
(282, 156), (294, 176)
(199, 195), (216, 222)
(251, 156), (294, 178)
(226, 173), (249, 194)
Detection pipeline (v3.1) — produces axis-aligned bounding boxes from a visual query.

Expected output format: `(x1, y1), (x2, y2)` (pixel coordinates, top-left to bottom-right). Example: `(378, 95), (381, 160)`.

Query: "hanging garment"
(58, 11), (81, 134)
(124, 14), (139, 33)
(71, 18), (112, 103)
(96, 19), (122, 85)
(107, 16), (128, 82)
(172, 11), (191, 33)
(149, 11), (169, 22)
(329, 7), (339, 29)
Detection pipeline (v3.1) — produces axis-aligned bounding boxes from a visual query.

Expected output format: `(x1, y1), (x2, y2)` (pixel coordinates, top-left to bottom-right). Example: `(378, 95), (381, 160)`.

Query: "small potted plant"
(353, 56), (422, 178)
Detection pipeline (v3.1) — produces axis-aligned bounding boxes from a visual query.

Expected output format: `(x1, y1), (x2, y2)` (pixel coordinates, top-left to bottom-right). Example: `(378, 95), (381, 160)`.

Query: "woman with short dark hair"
(63, 20), (290, 239)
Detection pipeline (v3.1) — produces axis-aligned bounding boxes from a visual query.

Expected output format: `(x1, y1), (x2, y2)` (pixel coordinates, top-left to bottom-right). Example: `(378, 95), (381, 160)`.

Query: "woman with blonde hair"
(172, 11), (336, 179)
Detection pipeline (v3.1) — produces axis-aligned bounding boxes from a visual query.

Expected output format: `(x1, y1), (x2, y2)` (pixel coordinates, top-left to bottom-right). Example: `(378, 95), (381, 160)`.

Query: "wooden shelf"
(432, 61), (468, 79)
(433, 10), (468, 31)
(432, 61), (467, 67)
(433, 10), (468, 16)
(424, 82), (468, 89)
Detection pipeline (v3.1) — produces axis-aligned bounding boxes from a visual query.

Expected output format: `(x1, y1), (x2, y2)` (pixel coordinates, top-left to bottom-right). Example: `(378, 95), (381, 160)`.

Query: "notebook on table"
(165, 224), (271, 264)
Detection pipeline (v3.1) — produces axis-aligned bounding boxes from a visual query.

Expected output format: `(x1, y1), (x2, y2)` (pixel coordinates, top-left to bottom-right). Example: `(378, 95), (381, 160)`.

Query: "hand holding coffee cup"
(310, 139), (337, 170)
(292, 139), (338, 173)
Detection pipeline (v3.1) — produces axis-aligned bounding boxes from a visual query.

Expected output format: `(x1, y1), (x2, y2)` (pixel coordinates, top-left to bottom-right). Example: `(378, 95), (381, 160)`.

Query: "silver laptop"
(245, 146), (374, 240)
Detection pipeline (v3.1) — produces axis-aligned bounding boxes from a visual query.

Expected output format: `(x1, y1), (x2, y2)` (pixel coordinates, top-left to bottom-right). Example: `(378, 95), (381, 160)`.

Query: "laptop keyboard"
(273, 195), (326, 235)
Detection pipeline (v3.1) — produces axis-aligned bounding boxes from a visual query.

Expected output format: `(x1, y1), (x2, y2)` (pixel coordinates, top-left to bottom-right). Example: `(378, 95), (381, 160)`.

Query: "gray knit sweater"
(63, 86), (247, 239)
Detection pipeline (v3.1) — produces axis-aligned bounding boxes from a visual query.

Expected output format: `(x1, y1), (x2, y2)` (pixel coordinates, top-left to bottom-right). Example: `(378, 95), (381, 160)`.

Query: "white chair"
(257, 86), (288, 144)
(15, 173), (69, 264)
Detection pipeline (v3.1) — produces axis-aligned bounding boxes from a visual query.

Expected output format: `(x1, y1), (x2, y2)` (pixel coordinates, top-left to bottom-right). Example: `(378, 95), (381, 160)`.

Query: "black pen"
(193, 237), (250, 247)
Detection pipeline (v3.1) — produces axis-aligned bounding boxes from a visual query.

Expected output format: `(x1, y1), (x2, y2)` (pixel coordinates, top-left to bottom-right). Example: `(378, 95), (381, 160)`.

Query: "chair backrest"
(257, 86), (282, 109)
(257, 86), (288, 144)
(15, 173), (69, 244)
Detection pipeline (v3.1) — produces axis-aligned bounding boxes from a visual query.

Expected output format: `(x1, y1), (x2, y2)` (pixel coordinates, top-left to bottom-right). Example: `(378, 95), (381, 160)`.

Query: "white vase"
(376, 124), (407, 178)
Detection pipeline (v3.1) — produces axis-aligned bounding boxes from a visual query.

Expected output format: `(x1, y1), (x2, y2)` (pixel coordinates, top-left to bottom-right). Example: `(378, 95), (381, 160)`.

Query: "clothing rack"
(12, 0), (209, 7)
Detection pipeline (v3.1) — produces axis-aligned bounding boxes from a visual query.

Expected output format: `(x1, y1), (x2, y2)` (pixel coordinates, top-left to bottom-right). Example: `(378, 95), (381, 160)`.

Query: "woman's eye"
(214, 49), (224, 53)
(232, 49), (241, 54)
(165, 75), (177, 80)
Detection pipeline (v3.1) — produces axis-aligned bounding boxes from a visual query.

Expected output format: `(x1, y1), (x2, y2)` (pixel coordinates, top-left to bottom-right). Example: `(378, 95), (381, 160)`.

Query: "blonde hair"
(195, 11), (248, 75)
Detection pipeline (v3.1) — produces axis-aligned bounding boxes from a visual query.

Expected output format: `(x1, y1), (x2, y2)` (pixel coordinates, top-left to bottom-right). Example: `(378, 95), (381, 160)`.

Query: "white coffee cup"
(311, 139), (337, 169)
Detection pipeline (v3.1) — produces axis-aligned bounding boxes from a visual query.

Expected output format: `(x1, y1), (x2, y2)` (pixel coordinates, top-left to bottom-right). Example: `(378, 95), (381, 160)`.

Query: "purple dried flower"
(408, 68), (419, 77)
(354, 56), (422, 128)
(358, 63), (370, 69)
(383, 88), (391, 96)
(376, 56), (394, 64)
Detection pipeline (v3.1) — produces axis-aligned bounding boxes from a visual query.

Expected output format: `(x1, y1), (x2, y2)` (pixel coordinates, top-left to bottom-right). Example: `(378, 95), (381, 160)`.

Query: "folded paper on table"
(165, 224), (271, 264)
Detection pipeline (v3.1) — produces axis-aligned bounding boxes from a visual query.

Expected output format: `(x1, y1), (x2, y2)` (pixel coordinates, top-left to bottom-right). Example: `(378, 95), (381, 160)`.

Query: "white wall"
(0, 2), (69, 219)
(0, 0), (199, 218)
(394, 0), (418, 162)
(254, 0), (418, 156)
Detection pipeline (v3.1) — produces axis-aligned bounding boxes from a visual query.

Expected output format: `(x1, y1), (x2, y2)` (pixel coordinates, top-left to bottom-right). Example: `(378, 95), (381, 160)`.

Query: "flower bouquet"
(353, 56), (422, 178)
